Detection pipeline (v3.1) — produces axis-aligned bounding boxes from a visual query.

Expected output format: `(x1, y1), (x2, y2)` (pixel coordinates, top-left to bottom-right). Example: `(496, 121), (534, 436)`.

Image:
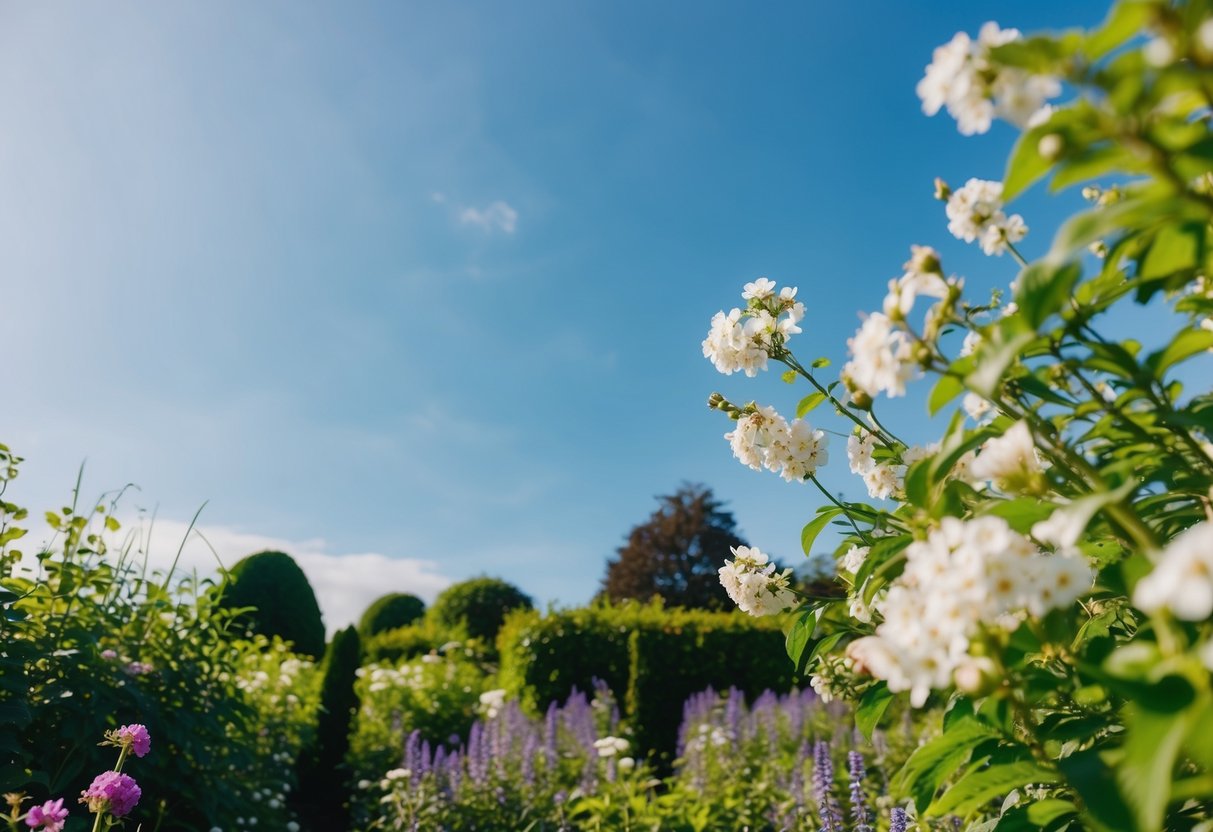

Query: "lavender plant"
(703, 1), (1213, 829)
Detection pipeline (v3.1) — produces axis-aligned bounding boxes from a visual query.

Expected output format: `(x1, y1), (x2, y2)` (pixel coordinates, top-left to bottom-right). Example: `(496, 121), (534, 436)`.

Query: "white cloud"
(458, 200), (518, 234)
(19, 515), (451, 635)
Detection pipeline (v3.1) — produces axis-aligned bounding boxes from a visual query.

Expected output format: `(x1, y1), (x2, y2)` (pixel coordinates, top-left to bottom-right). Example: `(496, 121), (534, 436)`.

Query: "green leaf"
(811, 357), (831, 369)
(1146, 327), (1213, 379)
(796, 392), (827, 418)
(781, 369), (797, 384)
(1139, 222), (1203, 280)
(927, 760), (1060, 818)
(893, 717), (1001, 813)
(967, 321), (1036, 399)
(928, 374), (965, 416)
(1015, 260), (1082, 328)
(1085, 0), (1155, 59)
(1026, 799), (1079, 827)
(801, 508), (842, 556)
(1117, 704), (1194, 832)
(784, 608), (818, 674)
(854, 683), (894, 741)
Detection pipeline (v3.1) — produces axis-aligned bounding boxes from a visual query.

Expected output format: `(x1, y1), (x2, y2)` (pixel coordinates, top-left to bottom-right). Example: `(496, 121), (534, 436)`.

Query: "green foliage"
(429, 576), (532, 645)
(347, 642), (490, 785)
(362, 616), (457, 663)
(297, 625), (361, 831)
(497, 602), (793, 760)
(707, 2), (1213, 827)
(359, 592), (426, 638)
(0, 455), (319, 831)
(218, 550), (326, 659)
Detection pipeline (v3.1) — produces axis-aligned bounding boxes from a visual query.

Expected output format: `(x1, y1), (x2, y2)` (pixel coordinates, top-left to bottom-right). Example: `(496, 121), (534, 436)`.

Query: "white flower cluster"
(882, 246), (953, 320)
(917, 22), (1060, 135)
(478, 688), (507, 719)
(702, 278), (806, 376)
(357, 663), (426, 694)
(843, 313), (917, 399)
(945, 178), (1028, 256)
(686, 723), (731, 751)
(846, 432), (939, 501)
(1134, 522), (1213, 620)
(847, 516), (1093, 706)
(718, 545), (798, 617)
(593, 736), (631, 757)
(968, 421), (1045, 491)
(724, 404), (828, 482)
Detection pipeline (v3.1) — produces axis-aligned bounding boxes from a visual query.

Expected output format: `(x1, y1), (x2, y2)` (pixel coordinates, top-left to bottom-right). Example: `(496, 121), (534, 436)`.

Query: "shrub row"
(497, 601), (795, 761)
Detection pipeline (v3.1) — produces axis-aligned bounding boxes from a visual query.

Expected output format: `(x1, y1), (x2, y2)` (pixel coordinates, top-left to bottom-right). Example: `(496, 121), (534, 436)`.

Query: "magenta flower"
(80, 771), (141, 818)
(116, 724), (151, 758)
(25, 798), (68, 832)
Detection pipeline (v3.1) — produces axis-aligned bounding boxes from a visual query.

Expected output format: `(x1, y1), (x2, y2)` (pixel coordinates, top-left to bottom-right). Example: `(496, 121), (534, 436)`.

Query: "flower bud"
(1037, 133), (1064, 161)
(904, 245), (942, 276)
(933, 177), (951, 201)
(706, 392), (726, 410)
(953, 656), (999, 697)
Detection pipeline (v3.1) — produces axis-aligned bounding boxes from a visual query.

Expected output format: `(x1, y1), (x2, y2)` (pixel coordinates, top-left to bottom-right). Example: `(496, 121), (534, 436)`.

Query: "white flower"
(863, 463), (899, 500)
(769, 419), (829, 482)
(850, 517), (1092, 707)
(883, 246), (951, 318)
(594, 736), (630, 757)
(724, 405), (788, 471)
(917, 22), (1059, 135)
(1031, 505), (1090, 550)
(1134, 523), (1213, 620)
(960, 331), (982, 357)
(702, 308), (768, 377)
(478, 688), (507, 719)
(384, 768), (411, 781)
(946, 179), (1028, 257)
(617, 756), (635, 772)
(742, 277), (777, 300)
(843, 312), (917, 398)
(842, 545), (869, 574)
(969, 421), (1044, 489)
(963, 392), (992, 422)
(847, 432), (878, 475)
(719, 545), (798, 617)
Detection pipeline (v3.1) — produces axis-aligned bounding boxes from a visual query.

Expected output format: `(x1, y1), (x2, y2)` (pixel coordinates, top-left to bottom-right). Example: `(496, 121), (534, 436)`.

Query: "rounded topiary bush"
(296, 625), (360, 832)
(358, 592), (426, 638)
(429, 577), (533, 643)
(217, 550), (326, 659)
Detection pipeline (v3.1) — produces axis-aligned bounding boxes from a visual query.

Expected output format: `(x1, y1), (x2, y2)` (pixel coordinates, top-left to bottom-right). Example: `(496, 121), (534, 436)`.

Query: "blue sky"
(1, 0), (1115, 627)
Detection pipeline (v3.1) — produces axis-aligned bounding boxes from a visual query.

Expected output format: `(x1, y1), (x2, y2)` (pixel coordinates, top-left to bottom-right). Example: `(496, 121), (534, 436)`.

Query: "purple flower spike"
(890, 807), (908, 832)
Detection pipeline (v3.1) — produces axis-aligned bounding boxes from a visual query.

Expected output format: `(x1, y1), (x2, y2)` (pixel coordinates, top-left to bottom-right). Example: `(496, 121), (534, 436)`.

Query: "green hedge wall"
(497, 601), (793, 760)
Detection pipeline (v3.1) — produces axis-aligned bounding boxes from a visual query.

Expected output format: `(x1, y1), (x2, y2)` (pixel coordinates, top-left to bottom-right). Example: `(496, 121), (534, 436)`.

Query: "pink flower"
(115, 724), (151, 758)
(80, 771), (141, 818)
(25, 798), (68, 832)
(100, 649), (117, 660)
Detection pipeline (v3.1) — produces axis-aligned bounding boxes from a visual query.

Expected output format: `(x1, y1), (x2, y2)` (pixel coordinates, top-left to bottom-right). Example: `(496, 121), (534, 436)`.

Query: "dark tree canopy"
(217, 550), (326, 658)
(601, 483), (748, 609)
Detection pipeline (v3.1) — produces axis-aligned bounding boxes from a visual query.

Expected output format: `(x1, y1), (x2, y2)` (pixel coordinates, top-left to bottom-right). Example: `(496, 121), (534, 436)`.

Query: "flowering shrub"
(348, 642), (492, 786)
(703, 2), (1213, 829)
(0, 449), (319, 831)
(364, 683), (920, 831)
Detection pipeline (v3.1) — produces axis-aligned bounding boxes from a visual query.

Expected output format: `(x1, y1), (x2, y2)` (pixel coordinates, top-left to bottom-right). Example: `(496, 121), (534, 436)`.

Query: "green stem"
(809, 476), (872, 546)
(776, 353), (896, 448)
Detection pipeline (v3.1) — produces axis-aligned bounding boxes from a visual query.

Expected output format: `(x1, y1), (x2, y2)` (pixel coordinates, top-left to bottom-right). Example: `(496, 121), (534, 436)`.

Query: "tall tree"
(601, 483), (748, 609)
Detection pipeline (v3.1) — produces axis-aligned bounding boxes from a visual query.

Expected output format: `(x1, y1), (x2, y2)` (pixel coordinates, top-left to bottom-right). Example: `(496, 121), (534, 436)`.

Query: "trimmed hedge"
(430, 577), (533, 644)
(359, 593), (426, 638)
(296, 626), (361, 831)
(497, 601), (794, 761)
(217, 550), (326, 658)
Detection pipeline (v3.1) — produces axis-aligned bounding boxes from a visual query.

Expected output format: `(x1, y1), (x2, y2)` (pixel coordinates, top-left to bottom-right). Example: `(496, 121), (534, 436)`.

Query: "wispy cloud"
(458, 200), (518, 234)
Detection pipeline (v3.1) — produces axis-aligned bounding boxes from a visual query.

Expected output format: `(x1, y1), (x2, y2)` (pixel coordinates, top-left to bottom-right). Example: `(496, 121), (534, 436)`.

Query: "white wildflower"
(594, 736), (630, 758)
(969, 421), (1045, 490)
(719, 545), (798, 617)
(917, 22), (1060, 135)
(478, 688), (507, 719)
(844, 312), (917, 398)
(945, 178), (1028, 256)
(1134, 523), (1213, 620)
